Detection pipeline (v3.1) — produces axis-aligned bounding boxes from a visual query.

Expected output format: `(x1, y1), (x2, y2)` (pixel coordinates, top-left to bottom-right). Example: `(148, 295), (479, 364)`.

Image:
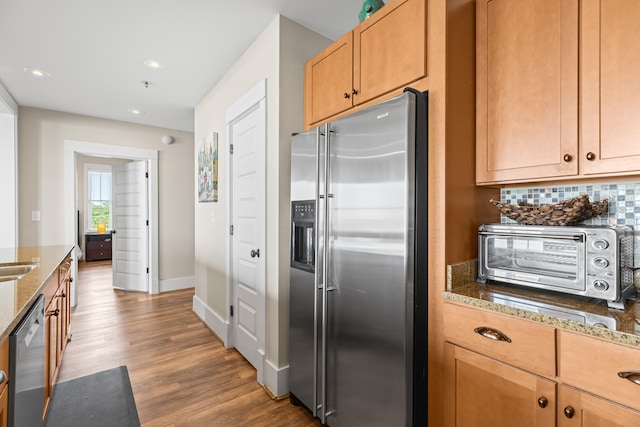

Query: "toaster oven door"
(479, 232), (586, 292)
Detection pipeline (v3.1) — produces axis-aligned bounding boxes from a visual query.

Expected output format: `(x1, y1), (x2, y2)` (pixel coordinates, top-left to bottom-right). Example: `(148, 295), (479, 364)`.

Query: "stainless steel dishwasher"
(9, 294), (45, 427)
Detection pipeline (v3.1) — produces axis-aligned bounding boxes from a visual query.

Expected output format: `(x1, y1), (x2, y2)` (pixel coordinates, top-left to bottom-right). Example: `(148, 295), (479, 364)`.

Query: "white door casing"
(64, 140), (159, 306)
(112, 161), (149, 292)
(226, 79), (267, 381)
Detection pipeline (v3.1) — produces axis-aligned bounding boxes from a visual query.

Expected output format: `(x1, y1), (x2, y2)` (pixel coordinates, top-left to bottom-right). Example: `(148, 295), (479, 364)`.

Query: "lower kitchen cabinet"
(43, 253), (72, 416)
(0, 339), (7, 427)
(444, 300), (640, 427)
(558, 385), (640, 426)
(444, 343), (556, 427)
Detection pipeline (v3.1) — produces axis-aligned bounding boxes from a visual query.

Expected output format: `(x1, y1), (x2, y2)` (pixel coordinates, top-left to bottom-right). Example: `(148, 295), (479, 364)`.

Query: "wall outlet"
(32, 210), (40, 221)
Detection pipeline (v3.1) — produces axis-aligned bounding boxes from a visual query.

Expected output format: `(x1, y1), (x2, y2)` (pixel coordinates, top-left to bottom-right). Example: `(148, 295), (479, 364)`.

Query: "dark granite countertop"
(444, 281), (640, 348)
(0, 245), (74, 342)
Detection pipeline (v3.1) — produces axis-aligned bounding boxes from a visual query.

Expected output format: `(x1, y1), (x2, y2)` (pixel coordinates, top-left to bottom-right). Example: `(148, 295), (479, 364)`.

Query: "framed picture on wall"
(198, 132), (218, 202)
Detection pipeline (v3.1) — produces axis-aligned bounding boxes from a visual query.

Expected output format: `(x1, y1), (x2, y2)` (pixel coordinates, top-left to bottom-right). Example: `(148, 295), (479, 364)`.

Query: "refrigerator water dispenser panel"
(291, 200), (315, 273)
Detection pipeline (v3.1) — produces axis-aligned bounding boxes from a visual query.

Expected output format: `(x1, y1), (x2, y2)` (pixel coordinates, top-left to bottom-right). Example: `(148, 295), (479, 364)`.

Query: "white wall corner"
(159, 275), (195, 293)
(192, 294), (231, 348)
(263, 359), (290, 398)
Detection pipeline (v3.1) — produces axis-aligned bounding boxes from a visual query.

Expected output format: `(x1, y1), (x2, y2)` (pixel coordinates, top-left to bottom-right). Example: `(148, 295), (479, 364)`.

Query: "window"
(86, 165), (112, 231)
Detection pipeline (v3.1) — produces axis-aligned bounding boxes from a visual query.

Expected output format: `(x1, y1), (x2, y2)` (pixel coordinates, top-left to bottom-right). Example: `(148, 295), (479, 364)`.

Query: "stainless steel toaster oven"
(478, 224), (635, 309)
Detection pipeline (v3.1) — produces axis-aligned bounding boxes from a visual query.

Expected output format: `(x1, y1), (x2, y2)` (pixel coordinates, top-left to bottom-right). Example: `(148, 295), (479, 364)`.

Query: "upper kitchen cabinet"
(304, 0), (427, 128)
(477, 0), (640, 185)
(580, 0), (640, 175)
(304, 32), (354, 126)
(476, 0), (579, 184)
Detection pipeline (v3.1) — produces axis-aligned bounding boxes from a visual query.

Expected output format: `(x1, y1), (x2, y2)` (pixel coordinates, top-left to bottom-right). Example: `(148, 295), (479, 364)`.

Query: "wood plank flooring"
(56, 261), (320, 427)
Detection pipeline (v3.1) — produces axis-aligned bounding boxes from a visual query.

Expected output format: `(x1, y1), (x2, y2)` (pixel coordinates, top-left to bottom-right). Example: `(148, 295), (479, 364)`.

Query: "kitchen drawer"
(444, 302), (556, 377)
(58, 255), (72, 285)
(559, 330), (640, 412)
(0, 339), (7, 389)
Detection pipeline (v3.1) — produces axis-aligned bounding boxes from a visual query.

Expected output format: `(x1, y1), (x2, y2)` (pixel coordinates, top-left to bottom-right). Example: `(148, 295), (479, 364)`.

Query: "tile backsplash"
(500, 181), (640, 267)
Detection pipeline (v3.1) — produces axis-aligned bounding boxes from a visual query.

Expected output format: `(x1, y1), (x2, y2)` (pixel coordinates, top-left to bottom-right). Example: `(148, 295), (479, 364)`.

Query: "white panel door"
(112, 161), (148, 292)
(228, 92), (266, 372)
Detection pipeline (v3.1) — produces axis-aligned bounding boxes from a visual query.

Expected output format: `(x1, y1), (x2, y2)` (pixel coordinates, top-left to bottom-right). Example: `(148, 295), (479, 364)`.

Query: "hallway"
(56, 261), (319, 426)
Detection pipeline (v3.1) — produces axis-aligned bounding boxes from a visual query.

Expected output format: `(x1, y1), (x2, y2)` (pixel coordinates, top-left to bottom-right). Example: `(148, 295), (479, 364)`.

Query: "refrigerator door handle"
(313, 127), (321, 418)
(320, 123), (331, 425)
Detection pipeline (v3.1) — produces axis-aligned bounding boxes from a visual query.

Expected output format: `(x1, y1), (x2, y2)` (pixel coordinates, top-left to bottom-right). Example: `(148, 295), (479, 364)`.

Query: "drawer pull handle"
(473, 326), (512, 343)
(618, 371), (640, 385)
(48, 308), (60, 317)
(537, 396), (548, 408)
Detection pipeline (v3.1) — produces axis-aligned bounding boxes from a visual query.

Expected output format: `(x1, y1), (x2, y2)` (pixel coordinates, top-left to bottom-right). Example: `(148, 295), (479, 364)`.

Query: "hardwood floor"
(56, 261), (320, 427)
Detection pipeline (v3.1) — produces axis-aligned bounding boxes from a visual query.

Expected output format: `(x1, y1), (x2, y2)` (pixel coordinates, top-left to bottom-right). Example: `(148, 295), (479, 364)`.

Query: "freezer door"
(289, 129), (320, 413)
(324, 92), (416, 427)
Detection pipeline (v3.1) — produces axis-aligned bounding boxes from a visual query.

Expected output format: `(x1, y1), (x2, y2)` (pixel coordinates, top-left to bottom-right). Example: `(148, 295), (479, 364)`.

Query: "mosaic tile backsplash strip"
(499, 181), (640, 267)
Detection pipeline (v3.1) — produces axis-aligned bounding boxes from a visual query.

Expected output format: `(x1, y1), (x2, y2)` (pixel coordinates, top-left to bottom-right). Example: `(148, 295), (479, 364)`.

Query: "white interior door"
(227, 81), (266, 373)
(112, 160), (149, 292)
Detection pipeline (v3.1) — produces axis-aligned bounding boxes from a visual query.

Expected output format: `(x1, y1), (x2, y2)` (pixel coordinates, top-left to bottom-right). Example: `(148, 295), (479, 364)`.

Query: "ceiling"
(0, 0), (365, 132)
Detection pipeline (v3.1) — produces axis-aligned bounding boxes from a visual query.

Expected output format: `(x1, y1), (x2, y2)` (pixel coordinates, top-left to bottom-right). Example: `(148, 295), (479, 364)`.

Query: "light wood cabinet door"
(558, 384), (640, 426)
(0, 383), (7, 427)
(0, 339), (7, 427)
(444, 343), (556, 427)
(476, 0), (579, 184)
(304, 31), (354, 126)
(354, 0), (426, 105)
(581, 0), (640, 175)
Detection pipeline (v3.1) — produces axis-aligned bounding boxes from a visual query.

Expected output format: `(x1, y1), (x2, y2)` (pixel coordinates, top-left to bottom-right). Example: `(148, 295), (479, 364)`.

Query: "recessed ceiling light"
(127, 109), (145, 115)
(23, 67), (52, 78)
(143, 59), (166, 70)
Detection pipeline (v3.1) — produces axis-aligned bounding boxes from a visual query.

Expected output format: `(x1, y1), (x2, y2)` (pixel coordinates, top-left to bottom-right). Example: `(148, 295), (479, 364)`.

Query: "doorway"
(63, 140), (159, 306)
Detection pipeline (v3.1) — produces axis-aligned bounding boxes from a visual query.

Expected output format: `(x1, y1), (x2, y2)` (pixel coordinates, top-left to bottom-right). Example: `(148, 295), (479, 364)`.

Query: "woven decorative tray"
(489, 194), (608, 226)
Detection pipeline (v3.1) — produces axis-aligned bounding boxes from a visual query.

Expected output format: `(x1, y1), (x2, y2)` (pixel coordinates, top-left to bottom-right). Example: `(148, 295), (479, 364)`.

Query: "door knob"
(250, 249), (260, 258)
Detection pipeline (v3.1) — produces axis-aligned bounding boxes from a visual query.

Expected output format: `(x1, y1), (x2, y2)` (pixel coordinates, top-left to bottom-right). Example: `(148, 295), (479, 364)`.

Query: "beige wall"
(18, 107), (195, 282)
(194, 14), (330, 381)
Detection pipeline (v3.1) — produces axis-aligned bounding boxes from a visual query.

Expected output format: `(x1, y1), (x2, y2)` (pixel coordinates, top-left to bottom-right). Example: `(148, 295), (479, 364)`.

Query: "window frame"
(84, 163), (112, 232)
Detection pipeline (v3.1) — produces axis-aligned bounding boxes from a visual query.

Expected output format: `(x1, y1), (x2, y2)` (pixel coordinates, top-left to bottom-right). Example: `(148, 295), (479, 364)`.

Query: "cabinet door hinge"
(230, 305), (234, 317)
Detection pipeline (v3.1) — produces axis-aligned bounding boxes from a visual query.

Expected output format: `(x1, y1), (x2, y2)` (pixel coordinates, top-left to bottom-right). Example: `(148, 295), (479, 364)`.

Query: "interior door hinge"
(146, 267), (149, 274)
(230, 305), (234, 317)
(146, 219), (149, 226)
(230, 225), (234, 235)
(145, 172), (149, 178)
(230, 144), (234, 155)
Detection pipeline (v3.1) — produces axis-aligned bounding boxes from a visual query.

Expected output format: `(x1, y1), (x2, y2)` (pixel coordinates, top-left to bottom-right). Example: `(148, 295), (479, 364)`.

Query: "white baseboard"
(159, 275), (195, 292)
(192, 294), (231, 348)
(263, 359), (290, 398)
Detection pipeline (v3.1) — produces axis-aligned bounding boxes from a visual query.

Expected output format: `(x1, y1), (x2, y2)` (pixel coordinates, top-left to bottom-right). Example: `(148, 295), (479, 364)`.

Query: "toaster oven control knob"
(593, 280), (609, 291)
(593, 257), (609, 268)
(592, 239), (609, 250)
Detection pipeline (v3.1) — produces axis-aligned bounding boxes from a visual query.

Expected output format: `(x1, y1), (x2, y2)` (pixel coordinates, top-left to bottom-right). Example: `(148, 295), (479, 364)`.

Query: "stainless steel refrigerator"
(289, 89), (428, 426)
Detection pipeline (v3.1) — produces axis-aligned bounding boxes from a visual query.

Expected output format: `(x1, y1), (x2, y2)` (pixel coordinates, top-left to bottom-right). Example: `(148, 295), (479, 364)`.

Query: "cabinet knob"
(351, 89), (358, 95)
(48, 308), (60, 317)
(0, 370), (6, 384)
(586, 152), (596, 161)
(564, 406), (575, 418)
(537, 397), (548, 408)
(344, 92), (350, 99)
(563, 154), (572, 162)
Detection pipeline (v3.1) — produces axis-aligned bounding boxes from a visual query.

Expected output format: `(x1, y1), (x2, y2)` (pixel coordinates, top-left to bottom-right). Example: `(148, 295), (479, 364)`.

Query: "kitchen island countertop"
(0, 245), (74, 342)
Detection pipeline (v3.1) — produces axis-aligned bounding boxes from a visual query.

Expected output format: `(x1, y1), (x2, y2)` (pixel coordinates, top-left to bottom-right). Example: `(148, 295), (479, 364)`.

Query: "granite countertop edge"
(0, 245), (74, 343)
(443, 289), (640, 349)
